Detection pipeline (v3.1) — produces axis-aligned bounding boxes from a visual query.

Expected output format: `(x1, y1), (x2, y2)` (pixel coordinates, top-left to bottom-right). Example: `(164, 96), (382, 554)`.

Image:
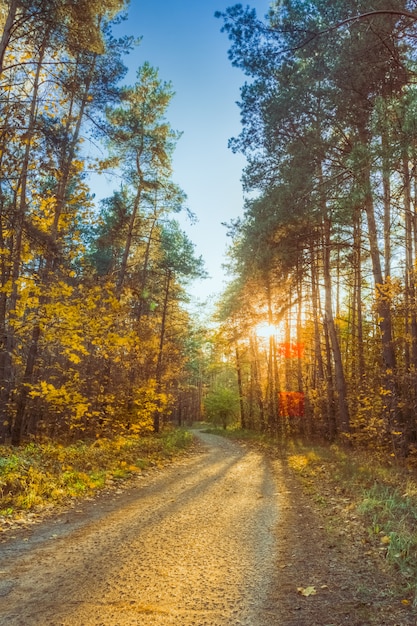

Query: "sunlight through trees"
(212, 0), (417, 457)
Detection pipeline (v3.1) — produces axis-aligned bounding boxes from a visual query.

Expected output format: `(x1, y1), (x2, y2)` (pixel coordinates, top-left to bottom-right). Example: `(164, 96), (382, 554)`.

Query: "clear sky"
(102, 0), (271, 308)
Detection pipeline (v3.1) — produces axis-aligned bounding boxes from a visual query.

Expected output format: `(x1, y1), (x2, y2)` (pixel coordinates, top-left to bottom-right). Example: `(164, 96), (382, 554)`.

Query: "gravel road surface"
(0, 430), (281, 625)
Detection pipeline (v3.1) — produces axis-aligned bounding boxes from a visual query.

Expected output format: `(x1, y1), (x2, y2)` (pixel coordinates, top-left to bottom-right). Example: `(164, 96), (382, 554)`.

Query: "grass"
(282, 440), (417, 590)
(0, 428), (194, 517)
(357, 482), (417, 581)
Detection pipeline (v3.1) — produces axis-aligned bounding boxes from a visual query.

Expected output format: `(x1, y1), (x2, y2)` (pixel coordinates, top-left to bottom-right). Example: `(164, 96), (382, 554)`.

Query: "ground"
(0, 429), (415, 625)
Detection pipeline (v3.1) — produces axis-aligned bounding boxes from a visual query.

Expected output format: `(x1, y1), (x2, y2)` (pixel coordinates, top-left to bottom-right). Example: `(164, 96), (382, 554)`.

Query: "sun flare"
(253, 322), (277, 340)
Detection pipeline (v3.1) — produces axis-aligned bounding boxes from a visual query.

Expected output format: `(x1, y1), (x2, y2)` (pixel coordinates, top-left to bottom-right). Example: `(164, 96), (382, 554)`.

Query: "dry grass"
(0, 429), (194, 517)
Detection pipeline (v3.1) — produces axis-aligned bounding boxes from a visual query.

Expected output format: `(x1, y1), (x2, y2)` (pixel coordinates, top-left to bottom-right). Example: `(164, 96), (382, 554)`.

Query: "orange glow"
(279, 392), (305, 417)
(278, 341), (304, 359)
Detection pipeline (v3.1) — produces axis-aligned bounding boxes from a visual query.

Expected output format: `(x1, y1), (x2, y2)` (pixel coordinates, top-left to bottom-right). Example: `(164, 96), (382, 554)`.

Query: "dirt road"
(0, 431), (282, 625)
(1, 429), (416, 626)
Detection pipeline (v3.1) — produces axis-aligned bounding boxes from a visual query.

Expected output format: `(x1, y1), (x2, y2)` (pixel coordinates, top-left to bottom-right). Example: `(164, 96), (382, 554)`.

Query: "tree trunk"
(353, 208), (365, 381)
(403, 154), (417, 370)
(382, 131), (392, 280)
(136, 214), (157, 323)
(250, 336), (265, 431)
(8, 34), (49, 445)
(310, 241), (324, 384)
(0, 0), (19, 77)
(323, 217), (350, 433)
(358, 129), (402, 448)
(359, 130), (396, 373)
(116, 186), (142, 299)
(235, 342), (246, 429)
(265, 279), (279, 435)
(11, 323), (41, 445)
(153, 269), (171, 433)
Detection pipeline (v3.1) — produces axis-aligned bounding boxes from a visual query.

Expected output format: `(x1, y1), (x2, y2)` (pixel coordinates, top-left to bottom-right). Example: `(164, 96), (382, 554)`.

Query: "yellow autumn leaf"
(297, 586), (317, 597)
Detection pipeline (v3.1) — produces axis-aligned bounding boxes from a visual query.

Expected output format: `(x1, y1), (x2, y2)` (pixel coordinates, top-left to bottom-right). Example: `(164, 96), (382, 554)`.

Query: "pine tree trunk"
(382, 132), (392, 280)
(359, 130), (396, 373)
(153, 269), (171, 433)
(116, 187), (142, 298)
(235, 343), (246, 429)
(358, 129), (402, 448)
(353, 209), (365, 381)
(8, 34), (49, 445)
(265, 280), (279, 435)
(0, 0), (19, 77)
(323, 217), (350, 433)
(250, 336), (265, 431)
(310, 242), (324, 384)
(403, 154), (417, 369)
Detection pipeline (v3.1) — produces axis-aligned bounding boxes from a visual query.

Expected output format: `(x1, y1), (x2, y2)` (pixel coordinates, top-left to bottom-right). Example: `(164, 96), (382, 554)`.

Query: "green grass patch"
(358, 482), (417, 581)
(0, 428), (194, 517)
(290, 442), (417, 596)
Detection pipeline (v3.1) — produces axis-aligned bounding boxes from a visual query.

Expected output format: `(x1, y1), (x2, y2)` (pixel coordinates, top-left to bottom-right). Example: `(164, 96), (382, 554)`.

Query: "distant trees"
(0, 0), (206, 444)
(204, 386), (240, 429)
(214, 0), (417, 455)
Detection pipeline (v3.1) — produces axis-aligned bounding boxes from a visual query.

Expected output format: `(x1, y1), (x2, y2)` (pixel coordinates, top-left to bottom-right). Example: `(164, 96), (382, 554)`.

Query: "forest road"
(0, 430), (285, 626)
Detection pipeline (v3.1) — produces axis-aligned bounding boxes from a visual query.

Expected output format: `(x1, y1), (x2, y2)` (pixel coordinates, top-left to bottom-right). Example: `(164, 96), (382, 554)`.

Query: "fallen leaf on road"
(297, 585), (317, 596)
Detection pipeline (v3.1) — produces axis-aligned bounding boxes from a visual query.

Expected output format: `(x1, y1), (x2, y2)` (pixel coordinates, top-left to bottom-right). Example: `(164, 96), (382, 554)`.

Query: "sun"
(253, 322), (276, 341)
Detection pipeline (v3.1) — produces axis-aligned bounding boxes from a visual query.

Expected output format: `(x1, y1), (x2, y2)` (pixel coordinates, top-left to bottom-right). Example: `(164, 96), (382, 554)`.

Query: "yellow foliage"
(29, 380), (90, 425)
(64, 350), (82, 365)
(288, 452), (320, 471)
(0, 279), (12, 295)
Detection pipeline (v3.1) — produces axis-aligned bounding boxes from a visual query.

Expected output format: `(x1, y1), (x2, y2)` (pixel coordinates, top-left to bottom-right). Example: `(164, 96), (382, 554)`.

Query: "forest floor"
(0, 428), (416, 625)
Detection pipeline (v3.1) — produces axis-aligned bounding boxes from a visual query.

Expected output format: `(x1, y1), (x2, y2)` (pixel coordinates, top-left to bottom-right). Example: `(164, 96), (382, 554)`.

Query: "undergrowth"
(0, 428), (193, 517)
(290, 442), (417, 600)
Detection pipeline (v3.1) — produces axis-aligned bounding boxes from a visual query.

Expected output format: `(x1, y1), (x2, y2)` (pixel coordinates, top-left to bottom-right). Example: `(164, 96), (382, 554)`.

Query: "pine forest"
(1, 0), (417, 463)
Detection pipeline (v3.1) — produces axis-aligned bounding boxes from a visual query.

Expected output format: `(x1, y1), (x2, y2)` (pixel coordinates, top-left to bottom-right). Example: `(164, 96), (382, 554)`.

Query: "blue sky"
(105, 0), (271, 306)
